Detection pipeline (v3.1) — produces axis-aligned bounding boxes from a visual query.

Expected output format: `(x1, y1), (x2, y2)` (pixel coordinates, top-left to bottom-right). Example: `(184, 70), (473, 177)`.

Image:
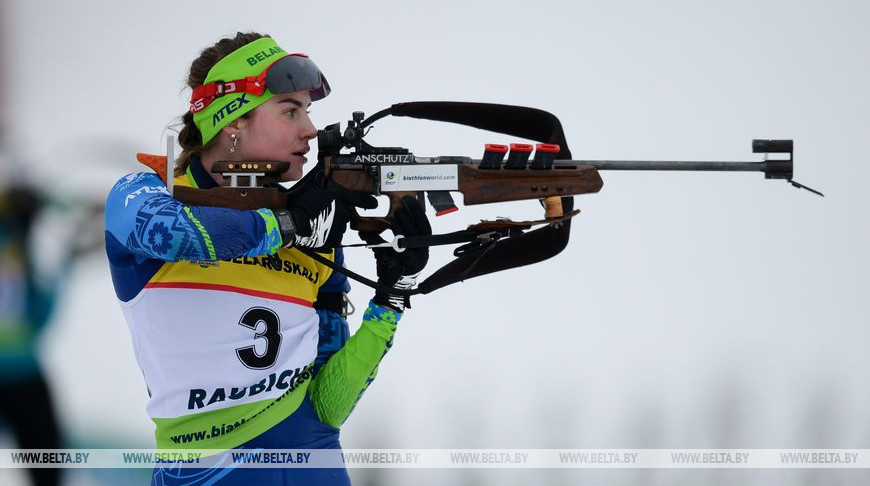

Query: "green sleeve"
(309, 302), (400, 428)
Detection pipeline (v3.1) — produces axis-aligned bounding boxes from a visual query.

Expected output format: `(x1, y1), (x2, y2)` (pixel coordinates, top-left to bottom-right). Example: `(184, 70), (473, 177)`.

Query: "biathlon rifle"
(137, 101), (821, 295)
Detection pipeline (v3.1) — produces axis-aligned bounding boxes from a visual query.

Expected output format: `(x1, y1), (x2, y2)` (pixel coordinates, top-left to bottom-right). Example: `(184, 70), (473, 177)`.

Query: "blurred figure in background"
(0, 2), (64, 483)
(0, 149), (104, 486)
(1, 9), (59, 484)
(0, 175), (62, 486)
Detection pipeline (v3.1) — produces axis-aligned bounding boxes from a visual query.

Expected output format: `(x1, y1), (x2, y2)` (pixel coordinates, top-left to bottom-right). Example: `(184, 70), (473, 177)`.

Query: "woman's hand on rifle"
(361, 196), (431, 312)
(277, 187), (378, 251)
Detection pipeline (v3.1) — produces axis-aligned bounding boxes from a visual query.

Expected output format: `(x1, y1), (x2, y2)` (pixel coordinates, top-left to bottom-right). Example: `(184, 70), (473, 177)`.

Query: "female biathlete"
(104, 32), (430, 486)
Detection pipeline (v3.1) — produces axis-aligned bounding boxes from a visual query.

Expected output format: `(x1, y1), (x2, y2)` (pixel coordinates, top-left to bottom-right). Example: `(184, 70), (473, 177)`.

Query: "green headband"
(193, 37), (287, 145)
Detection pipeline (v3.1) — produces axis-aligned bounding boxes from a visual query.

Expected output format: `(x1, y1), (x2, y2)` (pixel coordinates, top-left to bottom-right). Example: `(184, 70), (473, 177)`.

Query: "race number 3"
(236, 307), (282, 369)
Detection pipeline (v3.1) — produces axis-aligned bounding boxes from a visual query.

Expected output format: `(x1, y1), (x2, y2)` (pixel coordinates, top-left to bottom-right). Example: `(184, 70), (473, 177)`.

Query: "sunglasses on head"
(189, 54), (330, 113)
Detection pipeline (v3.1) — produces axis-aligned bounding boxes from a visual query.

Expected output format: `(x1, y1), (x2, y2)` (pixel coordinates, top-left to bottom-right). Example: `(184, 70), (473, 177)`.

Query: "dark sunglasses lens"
(265, 56), (330, 100)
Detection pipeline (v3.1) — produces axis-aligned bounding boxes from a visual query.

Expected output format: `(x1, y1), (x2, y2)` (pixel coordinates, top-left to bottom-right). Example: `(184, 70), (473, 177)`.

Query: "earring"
(229, 134), (238, 154)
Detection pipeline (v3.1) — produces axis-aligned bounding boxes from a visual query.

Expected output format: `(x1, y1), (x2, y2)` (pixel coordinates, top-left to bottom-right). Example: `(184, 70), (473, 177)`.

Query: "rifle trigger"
(476, 231), (501, 244)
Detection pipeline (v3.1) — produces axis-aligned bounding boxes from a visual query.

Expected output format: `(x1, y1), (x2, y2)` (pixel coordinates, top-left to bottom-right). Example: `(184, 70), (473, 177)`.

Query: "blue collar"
(188, 156), (219, 189)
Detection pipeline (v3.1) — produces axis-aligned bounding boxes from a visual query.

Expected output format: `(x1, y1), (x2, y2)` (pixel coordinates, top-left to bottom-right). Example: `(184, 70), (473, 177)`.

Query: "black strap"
(379, 102), (577, 294)
(315, 101), (578, 296)
(374, 102), (572, 158)
(340, 229), (480, 251)
(300, 214), (568, 297)
(298, 247), (422, 297)
(299, 240), (497, 297)
(416, 197), (574, 294)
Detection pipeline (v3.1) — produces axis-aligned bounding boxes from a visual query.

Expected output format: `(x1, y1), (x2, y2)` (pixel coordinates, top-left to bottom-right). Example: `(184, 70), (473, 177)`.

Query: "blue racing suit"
(105, 157), (399, 486)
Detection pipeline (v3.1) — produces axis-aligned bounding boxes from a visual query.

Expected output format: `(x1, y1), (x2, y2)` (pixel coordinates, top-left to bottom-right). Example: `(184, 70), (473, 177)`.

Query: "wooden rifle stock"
(137, 151), (602, 233)
(171, 185), (289, 211)
(327, 159), (603, 232)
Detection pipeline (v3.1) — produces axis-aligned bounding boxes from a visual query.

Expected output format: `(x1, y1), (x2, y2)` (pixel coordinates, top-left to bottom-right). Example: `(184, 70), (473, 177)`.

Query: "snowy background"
(1, 0), (868, 485)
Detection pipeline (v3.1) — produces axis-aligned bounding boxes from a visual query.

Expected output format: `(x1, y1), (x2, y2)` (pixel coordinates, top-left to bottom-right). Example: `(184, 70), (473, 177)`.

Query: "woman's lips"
(291, 148), (309, 164)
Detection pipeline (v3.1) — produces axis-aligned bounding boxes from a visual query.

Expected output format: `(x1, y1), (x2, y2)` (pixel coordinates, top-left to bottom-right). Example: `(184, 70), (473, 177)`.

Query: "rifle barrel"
(565, 160), (764, 172)
(553, 159), (793, 180)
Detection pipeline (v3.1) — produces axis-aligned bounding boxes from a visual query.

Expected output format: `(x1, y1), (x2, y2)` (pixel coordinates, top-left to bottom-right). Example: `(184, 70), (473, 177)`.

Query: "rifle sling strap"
(297, 247), (419, 297)
(297, 198), (573, 297)
(302, 101), (579, 297)
(339, 229), (481, 252)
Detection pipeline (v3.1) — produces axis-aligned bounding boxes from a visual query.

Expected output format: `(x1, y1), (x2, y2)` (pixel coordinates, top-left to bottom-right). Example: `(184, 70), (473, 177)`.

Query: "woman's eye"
(286, 109), (311, 119)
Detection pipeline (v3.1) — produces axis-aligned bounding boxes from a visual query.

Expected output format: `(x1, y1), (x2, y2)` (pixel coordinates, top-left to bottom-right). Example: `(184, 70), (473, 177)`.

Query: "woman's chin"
(279, 169), (304, 183)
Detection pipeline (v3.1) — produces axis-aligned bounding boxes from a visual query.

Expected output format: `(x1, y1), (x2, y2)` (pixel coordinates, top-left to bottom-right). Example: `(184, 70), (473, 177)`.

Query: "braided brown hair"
(175, 32), (267, 176)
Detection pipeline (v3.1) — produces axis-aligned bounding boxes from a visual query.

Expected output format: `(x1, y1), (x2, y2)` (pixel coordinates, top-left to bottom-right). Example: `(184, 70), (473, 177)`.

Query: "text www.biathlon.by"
(11, 452), (90, 464)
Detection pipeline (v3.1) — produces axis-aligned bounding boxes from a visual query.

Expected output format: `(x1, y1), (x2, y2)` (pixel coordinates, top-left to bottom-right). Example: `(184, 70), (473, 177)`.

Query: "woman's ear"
(220, 121), (242, 139)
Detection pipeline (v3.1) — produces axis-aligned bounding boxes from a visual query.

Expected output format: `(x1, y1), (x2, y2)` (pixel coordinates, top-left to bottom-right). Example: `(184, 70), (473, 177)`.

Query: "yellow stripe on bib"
(147, 247), (333, 305)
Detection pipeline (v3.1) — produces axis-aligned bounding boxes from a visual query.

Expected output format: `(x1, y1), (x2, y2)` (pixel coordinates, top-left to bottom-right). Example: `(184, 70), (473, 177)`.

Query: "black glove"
(279, 187), (377, 251)
(361, 196), (431, 312)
